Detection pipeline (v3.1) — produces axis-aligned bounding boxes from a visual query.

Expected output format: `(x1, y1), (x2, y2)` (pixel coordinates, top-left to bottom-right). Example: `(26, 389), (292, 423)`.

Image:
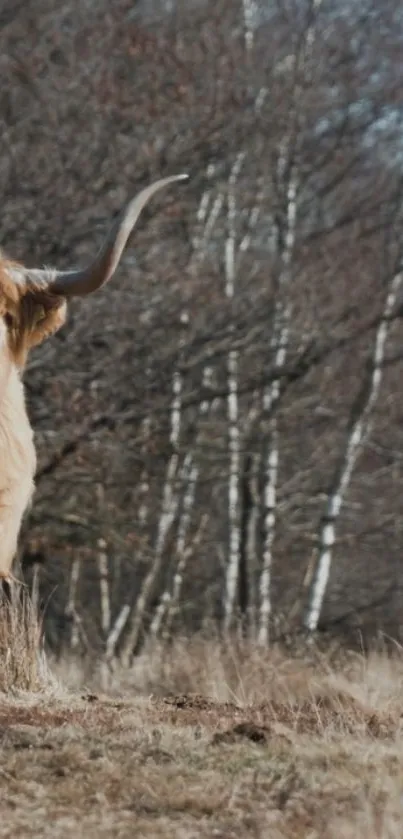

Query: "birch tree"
(66, 554), (81, 651)
(223, 152), (246, 633)
(242, 0), (258, 54)
(149, 364), (217, 638)
(119, 315), (188, 666)
(257, 156), (299, 644)
(305, 260), (403, 632)
(257, 0), (323, 645)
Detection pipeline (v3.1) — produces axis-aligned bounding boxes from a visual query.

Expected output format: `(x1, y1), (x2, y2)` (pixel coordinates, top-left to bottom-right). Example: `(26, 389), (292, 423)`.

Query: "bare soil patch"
(151, 688), (401, 740)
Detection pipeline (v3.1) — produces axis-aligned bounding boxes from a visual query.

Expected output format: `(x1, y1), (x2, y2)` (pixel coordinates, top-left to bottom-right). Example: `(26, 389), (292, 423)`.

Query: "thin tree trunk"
(120, 329), (186, 665)
(138, 417), (151, 529)
(120, 456), (181, 665)
(97, 538), (111, 639)
(305, 268), (403, 632)
(258, 169), (298, 645)
(257, 0), (323, 645)
(245, 451), (261, 633)
(242, 0), (258, 53)
(223, 152), (245, 633)
(66, 555), (81, 651)
(148, 170), (228, 640)
(162, 460), (199, 637)
(148, 452), (196, 637)
(193, 163), (219, 255)
(150, 364), (216, 637)
(105, 605), (131, 662)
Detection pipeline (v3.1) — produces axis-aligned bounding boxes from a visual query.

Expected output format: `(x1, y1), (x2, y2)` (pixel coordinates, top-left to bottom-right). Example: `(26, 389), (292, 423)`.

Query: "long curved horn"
(44, 174), (188, 297)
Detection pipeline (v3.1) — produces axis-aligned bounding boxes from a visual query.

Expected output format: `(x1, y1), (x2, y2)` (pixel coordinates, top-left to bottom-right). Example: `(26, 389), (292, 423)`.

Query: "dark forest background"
(2, 0), (403, 662)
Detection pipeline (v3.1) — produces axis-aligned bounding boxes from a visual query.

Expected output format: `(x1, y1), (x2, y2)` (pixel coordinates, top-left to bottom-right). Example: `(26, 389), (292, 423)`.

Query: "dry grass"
(2, 631), (403, 837)
(53, 634), (325, 701)
(0, 586), (54, 693)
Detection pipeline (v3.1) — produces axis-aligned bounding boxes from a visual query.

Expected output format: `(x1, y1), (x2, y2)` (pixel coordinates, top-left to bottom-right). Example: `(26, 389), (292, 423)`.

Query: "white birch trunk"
(193, 164), (223, 258)
(105, 605), (131, 662)
(223, 152), (245, 633)
(138, 417), (151, 529)
(305, 269), (403, 632)
(161, 461), (199, 635)
(258, 170), (298, 646)
(245, 452), (261, 620)
(257, 0), (323, 645)
(97, 538), (111, 638)
(66, 555), (80, 651)
(120, 459), (181, 665)
(242, 0), (258, 53)
(120, 326), (186, 666)
(194, 125), (262, 634)
(155, 459), (199, 639)
(150, 366), (215, 638)
(148, 451), (195, 637)
(148, 171), (228, 642)
(96, 537), (116, 687)
(203, 193), (225, 250)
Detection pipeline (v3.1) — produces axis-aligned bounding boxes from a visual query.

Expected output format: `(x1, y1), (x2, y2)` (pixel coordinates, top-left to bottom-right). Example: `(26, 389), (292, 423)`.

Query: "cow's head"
(0, 175), (188, 368)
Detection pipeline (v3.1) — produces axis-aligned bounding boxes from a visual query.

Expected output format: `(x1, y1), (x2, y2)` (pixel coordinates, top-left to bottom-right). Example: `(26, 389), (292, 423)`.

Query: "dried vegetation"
(1, 604), (403, 838)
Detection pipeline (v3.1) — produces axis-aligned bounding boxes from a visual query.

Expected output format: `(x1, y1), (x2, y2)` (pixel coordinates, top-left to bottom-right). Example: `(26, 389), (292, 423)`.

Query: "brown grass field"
(1, 598), (403, 837)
